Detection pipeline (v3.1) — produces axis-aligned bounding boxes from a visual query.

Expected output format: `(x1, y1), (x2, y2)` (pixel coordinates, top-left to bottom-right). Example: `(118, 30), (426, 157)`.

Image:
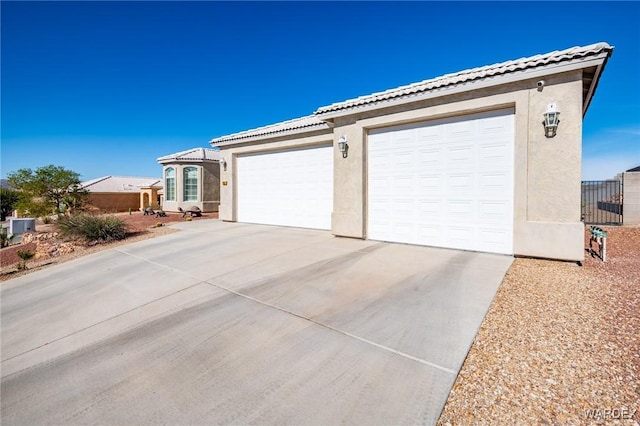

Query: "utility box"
(10, 218), (36, 235)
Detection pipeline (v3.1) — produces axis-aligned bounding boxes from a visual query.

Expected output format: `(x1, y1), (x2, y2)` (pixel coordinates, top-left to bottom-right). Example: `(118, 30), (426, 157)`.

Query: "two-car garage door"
(235, 109), (514, 254)
(368, 109), (515, 254)
(237, 145), (333, 230)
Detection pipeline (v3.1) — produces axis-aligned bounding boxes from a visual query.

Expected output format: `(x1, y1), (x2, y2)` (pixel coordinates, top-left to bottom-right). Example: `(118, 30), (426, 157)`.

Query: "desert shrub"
(57, 214), (127, 242)
(17, 250), (35, 270)
(1, 229), (15, 248)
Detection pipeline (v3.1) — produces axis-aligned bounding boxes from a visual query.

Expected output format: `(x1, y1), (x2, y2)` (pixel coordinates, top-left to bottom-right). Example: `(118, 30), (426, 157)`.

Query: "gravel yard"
(438, 226), (640, 425)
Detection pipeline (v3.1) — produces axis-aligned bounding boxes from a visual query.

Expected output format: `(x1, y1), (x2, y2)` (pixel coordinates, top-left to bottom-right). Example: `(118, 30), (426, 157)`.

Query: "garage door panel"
(480, 114), (512, 133)
(368, 109), (514, 254)
(418, 200), (442, 215)
(476, 231), (510, 253)
(370, 176), (391, 193)
(237, 146), (332, 230)
(417, 224), (443, 241)
(448, 200), (474, 217)
(479, 201), (509, 223)
(480, 173), (509, 191)
(448, 174), (474, 194)
(418, 123), (444, 141)
(480, 227), (510, 244)
(447, 226), (475, 249)
(479, 143), (510, 163)
(393, 199), (415, 216)
(448, 120), (475, 138)
(448, 146), (474, 166)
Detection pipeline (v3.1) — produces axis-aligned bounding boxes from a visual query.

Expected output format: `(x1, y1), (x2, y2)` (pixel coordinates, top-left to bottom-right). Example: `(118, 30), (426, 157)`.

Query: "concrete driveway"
(1, 220), (512, 425)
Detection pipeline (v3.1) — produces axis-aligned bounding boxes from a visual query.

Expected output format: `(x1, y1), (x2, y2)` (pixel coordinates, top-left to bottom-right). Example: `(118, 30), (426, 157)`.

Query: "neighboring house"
(624, 166), (640, 225)
(81, 176), (162, 212)
(156, 147), (221, 213)
(211, 42), (613, 262)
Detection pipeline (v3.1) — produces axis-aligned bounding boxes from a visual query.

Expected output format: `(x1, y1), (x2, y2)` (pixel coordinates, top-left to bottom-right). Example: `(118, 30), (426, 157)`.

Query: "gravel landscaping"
(438, 225), (640, 425)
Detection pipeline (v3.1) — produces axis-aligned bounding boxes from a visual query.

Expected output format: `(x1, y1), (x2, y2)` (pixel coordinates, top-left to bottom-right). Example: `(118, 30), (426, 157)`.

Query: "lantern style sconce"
(543, 102), (560, 138)
(220, 157), (227, 171)
(338, 135), (349, 158)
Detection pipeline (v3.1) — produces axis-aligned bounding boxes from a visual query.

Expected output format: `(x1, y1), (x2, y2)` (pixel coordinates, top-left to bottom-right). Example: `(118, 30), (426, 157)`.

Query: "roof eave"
(582, 53), (611, 117)
(157, 158), (219, 165)
(315, 54), (611, 121)
(210, 122), (333, 147)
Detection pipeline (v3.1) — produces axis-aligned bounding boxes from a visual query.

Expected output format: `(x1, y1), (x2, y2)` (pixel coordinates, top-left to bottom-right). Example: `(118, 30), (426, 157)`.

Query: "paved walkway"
(1, 220), (513, 425)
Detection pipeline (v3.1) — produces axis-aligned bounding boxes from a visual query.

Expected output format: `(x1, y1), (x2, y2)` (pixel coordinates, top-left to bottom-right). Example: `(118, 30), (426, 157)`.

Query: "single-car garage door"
(368, 109), (514, 254)
(237, 145), (333, 230)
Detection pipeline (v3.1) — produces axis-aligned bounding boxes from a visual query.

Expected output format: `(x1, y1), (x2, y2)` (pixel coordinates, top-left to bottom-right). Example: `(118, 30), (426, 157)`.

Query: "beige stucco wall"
(139, 187), (162, 210)
(217, 70), (587, 261)
(162, 163), (220, 213)
(623, 172), (640, 225)
(87, 193), (140, 213)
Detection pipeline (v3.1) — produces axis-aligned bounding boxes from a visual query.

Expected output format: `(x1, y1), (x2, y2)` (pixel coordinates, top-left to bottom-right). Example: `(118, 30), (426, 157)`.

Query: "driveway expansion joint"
(202, 278), (457, 376)
(115, 244), (456, 375)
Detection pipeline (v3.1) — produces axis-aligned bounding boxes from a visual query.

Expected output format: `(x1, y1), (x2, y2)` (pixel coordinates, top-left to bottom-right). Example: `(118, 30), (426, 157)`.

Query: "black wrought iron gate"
(581, 180), (623, 225)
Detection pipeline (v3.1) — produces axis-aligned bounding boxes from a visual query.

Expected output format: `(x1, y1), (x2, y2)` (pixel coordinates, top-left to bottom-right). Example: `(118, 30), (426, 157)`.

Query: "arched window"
(165, 167), (176, 201)
(183, 167), (198, 202)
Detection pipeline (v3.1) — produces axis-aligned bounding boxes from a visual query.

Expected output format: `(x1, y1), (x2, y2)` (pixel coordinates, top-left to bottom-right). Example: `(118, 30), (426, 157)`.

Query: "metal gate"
(581, 180), (623, 225)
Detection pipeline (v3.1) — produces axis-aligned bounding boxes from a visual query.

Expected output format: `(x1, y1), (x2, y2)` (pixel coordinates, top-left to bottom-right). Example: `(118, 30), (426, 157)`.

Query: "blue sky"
(2, 1), (639, 181)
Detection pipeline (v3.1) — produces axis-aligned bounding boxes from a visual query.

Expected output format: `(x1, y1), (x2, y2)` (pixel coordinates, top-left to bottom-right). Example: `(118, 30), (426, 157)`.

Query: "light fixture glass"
(543, 102), (560, 138)
(220, 158), (227, 171)
(338, 135), (348, 158)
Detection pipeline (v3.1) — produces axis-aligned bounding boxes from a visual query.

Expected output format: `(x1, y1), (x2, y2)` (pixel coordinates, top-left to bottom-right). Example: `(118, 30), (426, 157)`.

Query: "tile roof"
(81, 176), (162, 193)
(210, 115), (331, 145)
(209, 42), (612, 146)
(157, 147), (221, 163)
(315, 42), (613, 115)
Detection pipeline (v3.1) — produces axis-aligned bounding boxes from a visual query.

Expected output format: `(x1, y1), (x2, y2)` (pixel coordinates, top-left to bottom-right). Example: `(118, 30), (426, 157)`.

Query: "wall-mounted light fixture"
(220, 157), (227, 171)
(543, 102), (560, 138)
(338, 135), (349, 158)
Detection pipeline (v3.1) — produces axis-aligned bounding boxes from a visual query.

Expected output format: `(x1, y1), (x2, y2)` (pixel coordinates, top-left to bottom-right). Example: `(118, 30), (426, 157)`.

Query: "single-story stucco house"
(157, 147), (221, 213)
(210, 42), (613, 262)
(81, 176), (162, 212)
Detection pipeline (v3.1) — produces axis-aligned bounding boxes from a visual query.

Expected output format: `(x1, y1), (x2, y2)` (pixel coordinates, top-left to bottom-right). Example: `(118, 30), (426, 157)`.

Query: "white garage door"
(368, 109), (514, 254)
(237, 145), (333, 230)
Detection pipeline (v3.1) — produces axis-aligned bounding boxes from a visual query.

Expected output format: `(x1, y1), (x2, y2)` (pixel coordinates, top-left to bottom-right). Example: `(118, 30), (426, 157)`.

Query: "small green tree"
(0, 188), (20, 221)
(16, 198), (55, 222)
(7, 165), (89, 217)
